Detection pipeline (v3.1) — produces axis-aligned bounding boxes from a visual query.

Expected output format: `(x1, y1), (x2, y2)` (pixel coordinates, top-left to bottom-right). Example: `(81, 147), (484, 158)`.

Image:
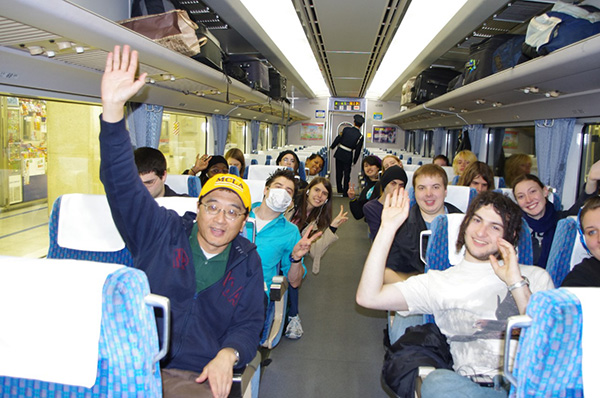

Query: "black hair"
(265, 168), (298, 198)
(276, 150), (301, 174)
(456, 190), (523, 252)
(134, 147), (167, 177)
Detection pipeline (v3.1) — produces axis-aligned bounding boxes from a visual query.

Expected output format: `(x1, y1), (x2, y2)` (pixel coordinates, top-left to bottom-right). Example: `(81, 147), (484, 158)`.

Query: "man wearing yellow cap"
(99, 45), (264, 398)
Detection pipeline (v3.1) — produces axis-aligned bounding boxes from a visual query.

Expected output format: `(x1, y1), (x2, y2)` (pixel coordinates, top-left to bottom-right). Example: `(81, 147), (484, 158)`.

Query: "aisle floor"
(259, 197), (390, 398)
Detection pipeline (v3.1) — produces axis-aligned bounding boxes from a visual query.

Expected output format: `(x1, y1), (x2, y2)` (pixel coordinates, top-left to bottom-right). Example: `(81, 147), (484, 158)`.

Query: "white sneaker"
(285, 315), (303, 339)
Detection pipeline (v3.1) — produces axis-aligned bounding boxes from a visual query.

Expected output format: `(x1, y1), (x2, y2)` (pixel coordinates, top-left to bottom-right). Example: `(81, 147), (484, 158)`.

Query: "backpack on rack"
(523, 2), (600, 57)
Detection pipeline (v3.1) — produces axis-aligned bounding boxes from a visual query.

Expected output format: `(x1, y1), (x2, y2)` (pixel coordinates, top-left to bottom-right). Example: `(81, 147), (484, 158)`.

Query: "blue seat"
(451, 175), (460, 185)
(165, 174), (201, 197)
(504, 288), (587, 397)
(298, 160), (307, 181)
(229, 164), (240, 176)
(546, 216), (591, 287)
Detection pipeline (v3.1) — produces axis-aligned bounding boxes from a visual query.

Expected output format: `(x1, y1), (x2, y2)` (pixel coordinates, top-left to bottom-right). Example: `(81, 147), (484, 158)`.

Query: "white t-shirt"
(395, 259), (554, 376)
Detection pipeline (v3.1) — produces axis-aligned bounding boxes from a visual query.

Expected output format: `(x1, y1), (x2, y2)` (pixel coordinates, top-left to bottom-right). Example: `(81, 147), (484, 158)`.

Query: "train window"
(580, 124), (600, 191)
(227, 119), (247, 153)
(0, 96), (49, 207)
(161, 112), (207, 175)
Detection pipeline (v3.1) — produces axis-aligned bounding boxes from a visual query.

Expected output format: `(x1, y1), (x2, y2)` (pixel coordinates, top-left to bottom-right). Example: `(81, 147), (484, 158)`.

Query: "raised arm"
(101, 45), (147, 123)
(490, 238), (531, 314)
(356, 187), (411, 311)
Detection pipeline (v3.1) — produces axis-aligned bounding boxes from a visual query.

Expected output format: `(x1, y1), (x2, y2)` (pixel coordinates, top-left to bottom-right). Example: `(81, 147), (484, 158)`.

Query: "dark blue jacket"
(99, 118), (265, 372)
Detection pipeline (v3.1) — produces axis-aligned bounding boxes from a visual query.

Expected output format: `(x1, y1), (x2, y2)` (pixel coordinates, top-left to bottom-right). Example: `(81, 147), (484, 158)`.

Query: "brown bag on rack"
(119, 10), (206, 57)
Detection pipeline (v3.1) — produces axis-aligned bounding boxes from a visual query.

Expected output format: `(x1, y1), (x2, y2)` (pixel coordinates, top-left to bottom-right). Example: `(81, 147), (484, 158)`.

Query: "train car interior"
(2, 0), (600, 396)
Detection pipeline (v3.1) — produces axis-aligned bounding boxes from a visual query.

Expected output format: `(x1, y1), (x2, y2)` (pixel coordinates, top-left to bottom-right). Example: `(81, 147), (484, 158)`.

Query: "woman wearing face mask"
(513, 159), (600, 268)
(348, 155), (382, 220)
(561, 195), (600, 287)
(184, 154), (229, 186)
(284, 177), (348, 339)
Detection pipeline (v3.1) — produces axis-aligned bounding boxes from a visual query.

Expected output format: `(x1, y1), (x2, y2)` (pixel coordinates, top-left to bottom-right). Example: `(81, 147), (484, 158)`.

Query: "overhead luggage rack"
(0, 0), (308, 123)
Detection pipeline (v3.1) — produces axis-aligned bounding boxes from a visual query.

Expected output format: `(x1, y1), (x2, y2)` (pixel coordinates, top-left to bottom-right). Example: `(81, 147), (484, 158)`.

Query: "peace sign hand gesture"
(292, 223), (324, 260)
(331, 205), (349, 228)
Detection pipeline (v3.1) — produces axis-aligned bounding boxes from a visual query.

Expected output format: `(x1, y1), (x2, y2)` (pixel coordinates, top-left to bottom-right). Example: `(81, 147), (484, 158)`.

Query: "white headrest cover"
(446, 213), (466, 265)
(57, 194), (125, 252)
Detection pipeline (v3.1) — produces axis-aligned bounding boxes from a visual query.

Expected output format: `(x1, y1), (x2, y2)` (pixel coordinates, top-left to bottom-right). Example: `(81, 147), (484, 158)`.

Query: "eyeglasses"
(199, 203), (245, 221)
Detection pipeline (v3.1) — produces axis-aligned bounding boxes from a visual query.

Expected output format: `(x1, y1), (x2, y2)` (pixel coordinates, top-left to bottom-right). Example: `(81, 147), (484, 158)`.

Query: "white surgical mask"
(265, 188), (292, 213)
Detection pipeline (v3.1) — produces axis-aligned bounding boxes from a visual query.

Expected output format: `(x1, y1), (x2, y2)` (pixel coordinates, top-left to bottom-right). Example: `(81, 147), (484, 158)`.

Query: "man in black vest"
(331, 114), (364, 197)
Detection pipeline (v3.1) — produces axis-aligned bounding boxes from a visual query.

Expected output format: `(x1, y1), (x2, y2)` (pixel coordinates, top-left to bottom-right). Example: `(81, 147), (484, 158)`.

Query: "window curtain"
(272, 124), (279, 148)
(250, 120), (260, 152)
(404, 130), (411, 150)
(415, 130), (424, 154)
(535, 118), (576, 199)
(432, 128), (446, 156)
(488, 127), (505, 175)
(212, 114), (229, 156)
(126, 103), (164, 149)
(467, 124), (487, 159)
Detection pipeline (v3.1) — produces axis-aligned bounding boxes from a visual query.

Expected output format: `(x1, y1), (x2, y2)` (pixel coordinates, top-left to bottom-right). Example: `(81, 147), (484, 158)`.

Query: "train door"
(328, 112), (363, 195)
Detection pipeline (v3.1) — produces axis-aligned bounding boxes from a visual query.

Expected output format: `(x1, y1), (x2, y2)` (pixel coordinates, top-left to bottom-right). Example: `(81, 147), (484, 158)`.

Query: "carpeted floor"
(258, 196), (391, 398)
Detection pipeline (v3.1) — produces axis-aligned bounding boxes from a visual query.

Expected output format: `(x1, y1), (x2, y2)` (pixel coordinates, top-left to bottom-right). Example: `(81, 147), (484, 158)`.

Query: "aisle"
(259, 197), (390, 398)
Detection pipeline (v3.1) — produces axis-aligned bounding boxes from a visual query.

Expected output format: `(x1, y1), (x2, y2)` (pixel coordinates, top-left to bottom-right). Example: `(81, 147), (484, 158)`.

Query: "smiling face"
(414, 174), (447, 221)
(279, 154), (298, 171)
(363, 162), (380, 180)
(307, 182), (330, 210)
(382, 156), (401, 171)
(196, 189), (247, 254)
(305, 156), (324, 176)
(582, 207), (600, 260)
(463, 204), (505, 262)
(514, 179), (548, 220)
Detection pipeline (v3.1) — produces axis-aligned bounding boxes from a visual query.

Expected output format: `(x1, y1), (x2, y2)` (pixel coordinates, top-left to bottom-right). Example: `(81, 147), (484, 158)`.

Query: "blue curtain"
(404, 130), (411, 150)
(415, 130), (424, 154)
(535, 118), (576, 199)
(212, 114), (229, 156)
(467, 124), (486, 159)
(432, 128), (446, 156)
(272, 124), (279, 148)
(250, 120), (260, 152)
(126, 103), (164, 149)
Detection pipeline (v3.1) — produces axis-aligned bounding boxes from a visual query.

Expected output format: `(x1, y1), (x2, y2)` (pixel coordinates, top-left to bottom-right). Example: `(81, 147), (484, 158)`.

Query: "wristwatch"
(507, 276), (530, 292)
(233, 349), (240, 366)
(289, 254), (301, 263)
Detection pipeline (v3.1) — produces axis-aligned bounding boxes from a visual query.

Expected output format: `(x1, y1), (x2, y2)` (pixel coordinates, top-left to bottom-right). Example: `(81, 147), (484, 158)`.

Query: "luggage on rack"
(491, 35), (525, 73)
(524, 2), (600, 57)
(411, 68), (461, 104)
(227, 55), (270, 93)
(446, 73), (464, 93)
(463, 34), (516, 85)
(191, 23), (223, 71)
(269, 68), (287, 100)
(400, 76), (416, 105)
(131, 0), (175, 17)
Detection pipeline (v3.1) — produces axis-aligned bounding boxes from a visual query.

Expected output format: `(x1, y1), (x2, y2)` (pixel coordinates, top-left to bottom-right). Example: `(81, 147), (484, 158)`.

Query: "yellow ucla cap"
(199, 174), (252, 211)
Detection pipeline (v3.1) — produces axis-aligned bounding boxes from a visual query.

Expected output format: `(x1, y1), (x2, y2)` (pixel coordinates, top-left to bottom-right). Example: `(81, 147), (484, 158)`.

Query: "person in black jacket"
(100, 45), (264, 398)
(385, 164), (462, 283)
(134, 146), (188, 198)
(330, 114), (365, 196)
(562, 195), (600, 287)
(348, 155), (381, 220)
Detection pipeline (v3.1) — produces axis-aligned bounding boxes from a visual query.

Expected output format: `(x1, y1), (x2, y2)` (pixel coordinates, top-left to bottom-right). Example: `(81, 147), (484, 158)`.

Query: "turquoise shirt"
(249, 203), (306, 291)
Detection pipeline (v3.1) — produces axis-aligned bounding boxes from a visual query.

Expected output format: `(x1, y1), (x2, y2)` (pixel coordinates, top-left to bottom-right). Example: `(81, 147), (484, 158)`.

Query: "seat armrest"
(269, 275), (288, 301)
(415, 366), (436, 398)
(503, 314), (532, 386)
(230, 351), (261, 398)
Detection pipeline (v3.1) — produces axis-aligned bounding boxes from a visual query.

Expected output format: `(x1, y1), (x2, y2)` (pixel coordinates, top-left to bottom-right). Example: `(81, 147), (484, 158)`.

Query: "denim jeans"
(387, 312), (424, 344)
(421, 369), (508, 398)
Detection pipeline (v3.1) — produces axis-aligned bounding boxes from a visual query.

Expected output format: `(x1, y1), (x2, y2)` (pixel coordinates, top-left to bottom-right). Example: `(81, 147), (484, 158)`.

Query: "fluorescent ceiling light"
(239, 0), (331, 98)
(366, 0), (468, 100)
